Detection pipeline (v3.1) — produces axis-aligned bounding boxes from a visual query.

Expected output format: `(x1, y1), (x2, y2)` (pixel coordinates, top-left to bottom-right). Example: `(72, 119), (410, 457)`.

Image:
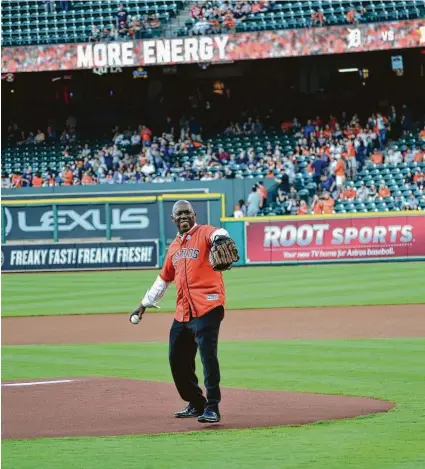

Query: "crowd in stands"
(3, 109), (425, 215)
(189, 1), (282, 35)
(89, 3), (163, 42)
(6, 121), (78, 147)
(188, 0), (379, 35)
(229, 109), (425, 216)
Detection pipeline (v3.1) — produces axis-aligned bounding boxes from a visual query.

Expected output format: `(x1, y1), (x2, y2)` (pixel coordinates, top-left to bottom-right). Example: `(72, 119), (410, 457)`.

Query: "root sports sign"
(245, 213), (425, 264)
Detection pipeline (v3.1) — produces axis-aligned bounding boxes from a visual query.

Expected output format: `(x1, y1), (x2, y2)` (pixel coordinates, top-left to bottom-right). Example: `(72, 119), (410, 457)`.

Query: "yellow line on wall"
(160, 193), (222, 200)
(1, 193), (223, 206)
(221, 210), (424, 222)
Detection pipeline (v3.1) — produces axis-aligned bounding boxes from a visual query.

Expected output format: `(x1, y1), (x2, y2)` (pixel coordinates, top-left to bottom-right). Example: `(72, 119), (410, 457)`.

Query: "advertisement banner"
(1, 240), (158, 272)
(3, 203), (159, 241)
(245, 214), (425, 264)
(2, 19), (424, 73)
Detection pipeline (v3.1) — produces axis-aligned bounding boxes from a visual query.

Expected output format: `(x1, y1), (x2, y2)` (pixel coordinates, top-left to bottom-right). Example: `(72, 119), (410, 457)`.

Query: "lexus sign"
(4, 204), (160, 241)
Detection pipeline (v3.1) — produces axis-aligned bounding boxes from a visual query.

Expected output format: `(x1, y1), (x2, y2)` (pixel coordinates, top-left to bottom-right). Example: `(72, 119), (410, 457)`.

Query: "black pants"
(169, 306), (224, 412)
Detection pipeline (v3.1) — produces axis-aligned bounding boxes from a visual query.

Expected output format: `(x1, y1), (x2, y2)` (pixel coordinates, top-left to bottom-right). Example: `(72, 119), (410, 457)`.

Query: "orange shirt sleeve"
(160, 250), (175, 282)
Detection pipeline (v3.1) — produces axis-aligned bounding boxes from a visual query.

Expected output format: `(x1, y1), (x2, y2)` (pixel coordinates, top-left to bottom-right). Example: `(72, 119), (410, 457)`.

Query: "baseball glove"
(210, 236), (240, 271)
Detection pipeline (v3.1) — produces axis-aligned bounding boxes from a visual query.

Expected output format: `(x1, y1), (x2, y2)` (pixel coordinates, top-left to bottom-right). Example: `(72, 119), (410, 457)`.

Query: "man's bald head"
(172, 200), (194, 216)
(171, 200), (196, 234)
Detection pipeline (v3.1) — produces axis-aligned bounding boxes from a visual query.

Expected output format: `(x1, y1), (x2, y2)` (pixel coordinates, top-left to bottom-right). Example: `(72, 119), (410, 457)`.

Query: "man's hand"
(129, 304), (146, 323)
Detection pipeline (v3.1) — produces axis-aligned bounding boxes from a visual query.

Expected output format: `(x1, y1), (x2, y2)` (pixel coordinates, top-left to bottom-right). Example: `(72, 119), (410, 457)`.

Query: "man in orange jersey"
(131, 200), (239, 424)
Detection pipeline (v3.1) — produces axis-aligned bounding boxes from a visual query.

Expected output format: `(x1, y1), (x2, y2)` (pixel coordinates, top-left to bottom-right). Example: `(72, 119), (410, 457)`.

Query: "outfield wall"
(223, 211), (425, 265)
(2, 192), (424, 271)
(1, 193), (222, 271)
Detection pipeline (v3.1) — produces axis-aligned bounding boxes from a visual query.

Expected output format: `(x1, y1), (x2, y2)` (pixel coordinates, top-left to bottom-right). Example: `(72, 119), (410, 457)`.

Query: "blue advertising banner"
(3, 203), (159, 241)
(1, 240), (158, 272)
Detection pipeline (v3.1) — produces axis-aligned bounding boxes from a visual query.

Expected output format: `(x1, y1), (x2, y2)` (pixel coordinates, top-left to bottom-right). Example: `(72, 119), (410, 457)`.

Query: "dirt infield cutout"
(2, 377), (394, 439)
(3, 305), (424, 346)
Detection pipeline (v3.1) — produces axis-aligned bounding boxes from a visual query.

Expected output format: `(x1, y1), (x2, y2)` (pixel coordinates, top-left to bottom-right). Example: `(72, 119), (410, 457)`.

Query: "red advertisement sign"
(2, 19), (424, 73)
(245, 214), (425, 264)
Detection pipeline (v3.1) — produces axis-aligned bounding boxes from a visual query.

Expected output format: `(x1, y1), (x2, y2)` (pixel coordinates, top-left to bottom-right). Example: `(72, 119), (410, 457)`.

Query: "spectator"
(346, 7), (364, 24)
(191, 2), (203, 20)
(26, 132), (36, 144)
(385, 148), (399, 165)
(247, 185), (262, 216)
(140, 125), (152, 146)
(334, 154), (346, 192)
(321, 192), (335, 214)
(369, 184), (378, 200)
(192, 17), (211, 35)
(223, 10), (236, 30)
(371, 148), (383, 166)
(378, 183), (391, 199)
(233, 205), (244, 218)
(298, 200), (309, 215)
(34, 129), (45, 143)
(131, 131), (141, 146)
(405, 170), (414, 184)
(82, 171), (95, 185)
(238, 199), (247, 216)
(376, 113), (387, 150)
(393, 196), (404, 211)
(357, 184), (370, 202)
(416, 176), (425, 192)
(22, 167), (33, 187)
(32, 172), (44, 187)
(286, 194), (299, 215)
(311, 154), (326, 185)
(116, 3), (128, 27)
(149, 14), (161, 29)
(118, 21), (128, 39)
(89, 25), (101, 42)
(303, 119), (315, 138)
(413, 147), (425, 163)
(189, 117), (202, 141)
(129, 16), (143, 39)
(405, 191), (419, 210)
(62, 166), (73, 186)
(341, 184), (357, 200)
(257, 181), (268, 206)
(311, 9), (325, 26)
(413, 169), (424, 184)
(320, 173), (336, 197)
(1, 172), (11, 189)
(11, 171), (23, 188)
(109, 25), (118, 41)
(81, 143), (91, 157)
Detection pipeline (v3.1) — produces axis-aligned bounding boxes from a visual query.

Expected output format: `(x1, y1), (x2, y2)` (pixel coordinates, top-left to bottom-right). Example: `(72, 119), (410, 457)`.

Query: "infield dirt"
(2, 378), (394, 439)
(3, 304), (422, 439)
(2, 304), (424, 345)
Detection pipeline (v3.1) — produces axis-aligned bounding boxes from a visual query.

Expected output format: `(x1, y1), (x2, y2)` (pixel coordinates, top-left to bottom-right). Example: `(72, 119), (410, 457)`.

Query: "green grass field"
(2, 262), (425, 469)
(2, 262), (425, 317)
(2, 339), (425, 469)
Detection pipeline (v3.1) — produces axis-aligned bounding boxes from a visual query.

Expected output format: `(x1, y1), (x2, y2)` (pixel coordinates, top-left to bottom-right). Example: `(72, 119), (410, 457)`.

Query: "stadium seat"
(1, 0), (183, 46)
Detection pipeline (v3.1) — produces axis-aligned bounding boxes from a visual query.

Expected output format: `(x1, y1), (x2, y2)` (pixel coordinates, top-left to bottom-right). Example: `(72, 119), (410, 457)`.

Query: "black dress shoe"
(198, 409), (221, 423)
(174, 404), (204, 418)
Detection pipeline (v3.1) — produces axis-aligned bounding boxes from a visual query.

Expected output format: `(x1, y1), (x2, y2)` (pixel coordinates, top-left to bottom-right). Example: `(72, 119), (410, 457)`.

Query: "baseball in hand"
(130, 314), (141, 325)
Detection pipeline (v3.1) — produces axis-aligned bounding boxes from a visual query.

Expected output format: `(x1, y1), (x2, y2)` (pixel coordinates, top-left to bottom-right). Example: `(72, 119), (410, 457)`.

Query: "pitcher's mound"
(2, 378), (394, 439)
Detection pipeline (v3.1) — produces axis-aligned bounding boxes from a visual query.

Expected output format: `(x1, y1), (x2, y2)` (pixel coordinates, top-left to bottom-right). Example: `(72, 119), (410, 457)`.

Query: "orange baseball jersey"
(160, 224), (226, 322)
